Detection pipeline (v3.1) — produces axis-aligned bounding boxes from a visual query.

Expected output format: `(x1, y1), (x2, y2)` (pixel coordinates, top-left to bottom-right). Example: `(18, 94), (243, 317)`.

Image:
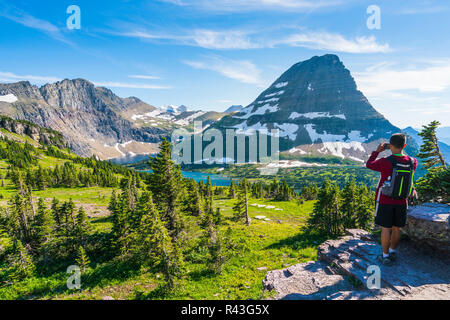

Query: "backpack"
(381, 155), (415, 200)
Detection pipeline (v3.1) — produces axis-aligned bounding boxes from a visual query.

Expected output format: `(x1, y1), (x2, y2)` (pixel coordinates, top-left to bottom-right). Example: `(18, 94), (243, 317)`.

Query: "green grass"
(0, 197), (324, 300)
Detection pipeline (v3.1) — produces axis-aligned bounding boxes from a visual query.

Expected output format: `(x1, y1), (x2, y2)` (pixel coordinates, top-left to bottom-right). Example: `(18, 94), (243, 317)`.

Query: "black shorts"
(375, 204), (407, 228)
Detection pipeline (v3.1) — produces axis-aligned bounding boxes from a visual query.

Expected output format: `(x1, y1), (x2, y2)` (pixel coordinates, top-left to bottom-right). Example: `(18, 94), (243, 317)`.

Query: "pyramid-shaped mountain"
(213, 54), (400, 152)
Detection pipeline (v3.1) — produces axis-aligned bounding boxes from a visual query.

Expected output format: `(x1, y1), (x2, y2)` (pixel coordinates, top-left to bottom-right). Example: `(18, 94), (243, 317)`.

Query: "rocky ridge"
(0, 79), (166, 159)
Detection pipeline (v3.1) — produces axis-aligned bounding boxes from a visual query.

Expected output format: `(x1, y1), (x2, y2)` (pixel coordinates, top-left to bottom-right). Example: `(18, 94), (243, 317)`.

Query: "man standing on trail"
(366, 133), (417, 266)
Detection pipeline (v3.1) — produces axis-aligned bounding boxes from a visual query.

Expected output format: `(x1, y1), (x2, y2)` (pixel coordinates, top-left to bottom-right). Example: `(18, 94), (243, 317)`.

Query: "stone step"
(263, 228), (450, 300)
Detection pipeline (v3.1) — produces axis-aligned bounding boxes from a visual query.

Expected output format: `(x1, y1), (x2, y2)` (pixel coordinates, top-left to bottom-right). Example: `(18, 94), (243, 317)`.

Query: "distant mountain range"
(0, 80), (231, 160)
(0, 54), (426, 164)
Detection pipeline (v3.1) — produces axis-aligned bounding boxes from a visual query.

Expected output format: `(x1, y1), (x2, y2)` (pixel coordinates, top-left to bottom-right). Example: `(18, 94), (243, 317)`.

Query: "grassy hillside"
(0, 195), (322, 300)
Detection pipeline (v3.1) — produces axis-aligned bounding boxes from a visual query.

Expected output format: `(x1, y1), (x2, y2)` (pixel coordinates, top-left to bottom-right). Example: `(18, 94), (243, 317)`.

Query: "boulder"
(404, 203), (450, 257)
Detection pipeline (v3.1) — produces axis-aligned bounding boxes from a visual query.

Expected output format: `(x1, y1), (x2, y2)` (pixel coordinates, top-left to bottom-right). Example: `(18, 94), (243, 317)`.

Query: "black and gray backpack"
(381, 155), (415, 200)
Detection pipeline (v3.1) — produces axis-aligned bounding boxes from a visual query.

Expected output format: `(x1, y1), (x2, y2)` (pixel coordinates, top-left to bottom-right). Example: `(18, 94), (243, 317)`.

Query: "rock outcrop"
(404, 203), (450, 257)
(0, 115), (66, 148)
(263, 228), (450, 300)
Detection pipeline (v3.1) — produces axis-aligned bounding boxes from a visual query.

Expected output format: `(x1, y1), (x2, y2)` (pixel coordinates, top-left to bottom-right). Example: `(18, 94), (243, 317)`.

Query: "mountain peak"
(212, 54), (399, 152)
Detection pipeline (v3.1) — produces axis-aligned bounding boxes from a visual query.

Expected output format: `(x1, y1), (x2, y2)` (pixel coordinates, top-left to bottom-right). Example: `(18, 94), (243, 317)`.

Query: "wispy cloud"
(355, 61), (450, 96)
(157, 0), (343, 12)
(183, 55), (264, 85)
(116, 29), (258, 50)
(0, 71), (62, 84)
(116, 27), (390, 53)
(0, 5), (70, 44)
(0, 71), (170, 89)
(94, 81), (171, 89)
(128, 74), (161, 80)
(275, 32), (391, 53)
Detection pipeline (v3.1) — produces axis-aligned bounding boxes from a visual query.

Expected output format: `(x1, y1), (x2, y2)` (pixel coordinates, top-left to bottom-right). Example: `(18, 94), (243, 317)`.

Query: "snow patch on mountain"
(233, 121), (268, 134)
(0, 94), (18, 103)
(274, 81), (288, 88)
(305, 124), (346, 143)
(265, 90), (284, 98)
(318, 141), (365, 159)
(234, 104), (279, 119)
(274, 123), (299, 141)
(289, 112), (346, 120)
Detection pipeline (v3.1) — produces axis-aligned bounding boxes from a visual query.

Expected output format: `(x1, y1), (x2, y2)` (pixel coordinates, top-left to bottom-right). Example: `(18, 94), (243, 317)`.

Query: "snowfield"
(289, 112), (346, 120)
(265, 90), (284, 98)
(274, 123), (299, 141)
(0, 94), (18, 103)
(234, 104), (279, 119)
(274, 81), (288, 88)
(318, 141), (365, 159)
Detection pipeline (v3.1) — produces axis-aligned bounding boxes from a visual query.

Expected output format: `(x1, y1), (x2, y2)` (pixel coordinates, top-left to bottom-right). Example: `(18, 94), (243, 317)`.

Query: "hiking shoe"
(378, 255), (393, 266)
(389, 251), (397, 262)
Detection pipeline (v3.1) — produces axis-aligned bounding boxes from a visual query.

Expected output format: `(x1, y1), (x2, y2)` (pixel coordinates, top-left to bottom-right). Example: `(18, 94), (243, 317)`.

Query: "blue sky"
(1, 0), (450, 128)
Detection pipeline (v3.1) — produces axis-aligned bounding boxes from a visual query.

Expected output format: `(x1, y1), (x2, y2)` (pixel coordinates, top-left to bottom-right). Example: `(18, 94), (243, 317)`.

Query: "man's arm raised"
(366, 143), (387, 172)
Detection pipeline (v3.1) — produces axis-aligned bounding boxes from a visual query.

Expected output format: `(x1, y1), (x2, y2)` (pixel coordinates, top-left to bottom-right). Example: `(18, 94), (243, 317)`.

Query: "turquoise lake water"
(144, 170), (232, 186)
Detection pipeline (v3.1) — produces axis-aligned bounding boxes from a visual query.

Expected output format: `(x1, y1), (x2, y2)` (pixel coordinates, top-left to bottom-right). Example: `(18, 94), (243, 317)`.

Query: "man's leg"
(381, 227), (391, 255)
(390, 226), (401, 250)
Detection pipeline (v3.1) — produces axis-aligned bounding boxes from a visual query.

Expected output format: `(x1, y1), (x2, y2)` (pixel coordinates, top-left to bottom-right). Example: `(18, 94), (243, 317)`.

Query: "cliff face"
(0, 115), (66, 148)
(0, 79), (166, 159)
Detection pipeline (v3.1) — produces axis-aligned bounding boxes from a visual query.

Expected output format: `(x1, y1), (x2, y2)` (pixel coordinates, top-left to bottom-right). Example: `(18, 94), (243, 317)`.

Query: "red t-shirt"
(366, 151), (417, 205)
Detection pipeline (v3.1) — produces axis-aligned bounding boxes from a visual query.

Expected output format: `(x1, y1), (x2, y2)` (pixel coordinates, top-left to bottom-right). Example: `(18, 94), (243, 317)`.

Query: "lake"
(144, 170), (232, 186)
(181, 171), (232, 186)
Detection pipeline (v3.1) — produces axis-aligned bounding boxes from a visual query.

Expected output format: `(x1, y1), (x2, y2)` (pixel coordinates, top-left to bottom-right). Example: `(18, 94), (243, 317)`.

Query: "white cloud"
(117, 27), (390, 53)
(93, 82), (171, 89)
(275, 32), (390, 53)
(0, 71), (170, 89)
(157, 0), (342, 12)
(117, 29), (258, 50)
(183, 56), (263, 85)
(355, 61), (450, 95)
(0, 71), (62, 83)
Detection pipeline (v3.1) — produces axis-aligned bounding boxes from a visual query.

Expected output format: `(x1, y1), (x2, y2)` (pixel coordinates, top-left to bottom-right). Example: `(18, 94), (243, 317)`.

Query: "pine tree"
(8, 239), (35, 282)
(418, 120), (447, 169)
(75, 206), (90, 246)
(341, 180), (358, 229)
(233, 178), (250, 226)
(137, 193), (184, 290)
(33, 198), (54, 253)
(228, 181), (236, 199)
(309, 180), (342, 237)
(75, 245), (90, 272)
(148, 138), (184, 239)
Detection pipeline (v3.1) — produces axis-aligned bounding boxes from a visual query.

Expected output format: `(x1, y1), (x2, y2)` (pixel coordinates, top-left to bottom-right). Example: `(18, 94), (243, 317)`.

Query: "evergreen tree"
(147, 138), (184, 239)
(228, 181), (236, 199)
(418, 120), (447, 169)
(136, 192), (184, 290)
(33, 198), (54, 253)
(233, 178), (250, 226)
(341, 180), (358, 229)
(75, 246), (90, 272)
(75, 206), (90, 246)
(7, 239), (35, 282)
